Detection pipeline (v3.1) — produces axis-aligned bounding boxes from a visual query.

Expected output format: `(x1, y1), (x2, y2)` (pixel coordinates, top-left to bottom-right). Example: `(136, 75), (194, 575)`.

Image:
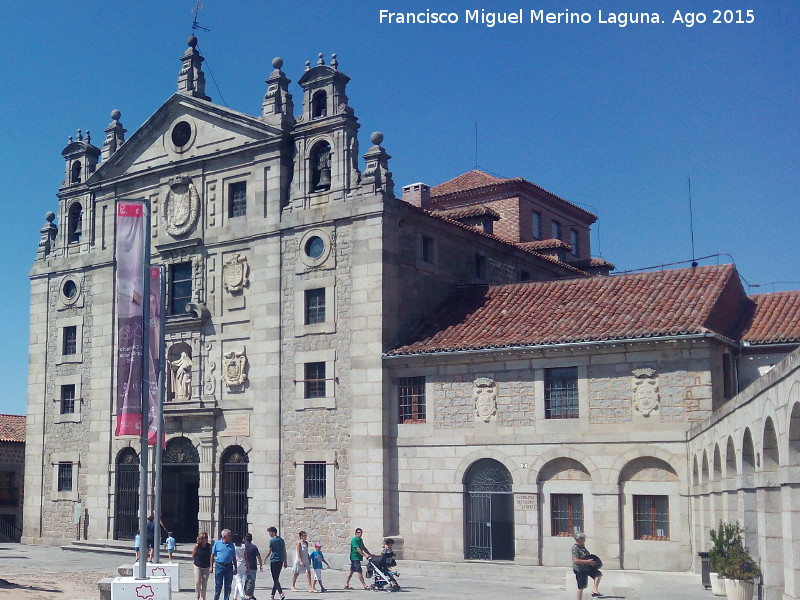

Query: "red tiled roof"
(517, 239), (572, 251)
(436, 205), (501, 220)
(388, 264), (750, 355)
(430, 170), (513, 196)
(0, 414), (26, 443)
(741, 291), (800, 345)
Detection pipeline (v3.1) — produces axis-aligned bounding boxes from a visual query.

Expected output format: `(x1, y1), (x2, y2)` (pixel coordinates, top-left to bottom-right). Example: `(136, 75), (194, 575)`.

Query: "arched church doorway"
(220, 446), (249, 543)
(114, 447), (139, 540)
(463, 458), (514, 560)
(161, 437), (200, 542)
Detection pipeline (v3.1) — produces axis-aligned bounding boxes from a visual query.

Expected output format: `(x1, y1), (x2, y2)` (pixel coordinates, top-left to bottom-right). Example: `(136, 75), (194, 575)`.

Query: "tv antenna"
(191, 0), (211, 34)
(688, 176), (697, 267)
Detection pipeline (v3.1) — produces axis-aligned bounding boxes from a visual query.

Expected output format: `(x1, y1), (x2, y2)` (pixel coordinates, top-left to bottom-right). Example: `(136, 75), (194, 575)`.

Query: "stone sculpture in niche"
(474, 377), (498, 423)
(223, 253), (249, 293)
(163, 175), (200, 237)
(170, 352), (193, 400)
(222, 347), (248, 390)
(632, 367), (660, 416)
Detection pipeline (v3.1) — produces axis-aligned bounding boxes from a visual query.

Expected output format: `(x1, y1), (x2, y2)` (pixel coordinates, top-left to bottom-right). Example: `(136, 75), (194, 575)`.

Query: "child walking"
(164, 531), (177, 561)
(310, 542), (331, 592)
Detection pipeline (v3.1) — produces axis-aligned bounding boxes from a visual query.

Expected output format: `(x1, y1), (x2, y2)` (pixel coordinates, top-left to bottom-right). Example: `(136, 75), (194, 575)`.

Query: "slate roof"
(388, 264), (753, 355)
(0, 414), (26, 443)
(741, 291), (800, 345)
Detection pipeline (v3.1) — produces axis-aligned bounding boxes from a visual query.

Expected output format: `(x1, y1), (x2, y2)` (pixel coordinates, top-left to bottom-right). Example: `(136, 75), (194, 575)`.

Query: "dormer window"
(312, 90), (327, 118)
(310, 142), (332, 192)
(67, 203), (83, 244)
(70, 161), (81, 184)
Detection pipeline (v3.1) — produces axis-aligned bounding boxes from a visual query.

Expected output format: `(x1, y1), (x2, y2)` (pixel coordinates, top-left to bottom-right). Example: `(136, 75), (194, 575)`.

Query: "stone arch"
(161, 435), (201, 542)
(219, 445), (250, 543)
(67, 201), (83, 243)
(692, 455), (699, 486)
(789, 399), (800, 466)
(701, 450), (710, 484)
(309, 139), (332, 192)
(712, 444), (722, 481)
(312, 90), (328, 118)
(70, 160), (81, 184)
(455, 448), (522, 489)
(529, 446), (601, 486)
(167, 342), (193, 401)
(762, 416), (779, 471)
(463, 458), (515, 560)
(537, 457), (591, 483)
(114, 446), (140, 540)
(742, 428), (755, 476)
(724, 437), (737, 479)
(618, 456), (678, 484)
(608, 447), (682, 487)
(213, 436), (253, 463)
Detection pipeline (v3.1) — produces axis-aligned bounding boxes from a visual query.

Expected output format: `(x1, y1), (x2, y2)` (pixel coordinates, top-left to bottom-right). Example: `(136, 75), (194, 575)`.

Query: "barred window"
(0, 472), (16, 505)
(60, 384), (76, 415)
(229, 181), (247, 218)
(169, 262), (193, 316)
(303, 461), (326, 498)
(63, 326), (77, 355)
(57, 462), (73, 492)
(304, 362), (326, 398)
(305, 288), (326, 325)
(551, 494), (583, 536)
(545, 367), (578, 419)
(633, 495), (669, 540)
(398, 376), (426, 423)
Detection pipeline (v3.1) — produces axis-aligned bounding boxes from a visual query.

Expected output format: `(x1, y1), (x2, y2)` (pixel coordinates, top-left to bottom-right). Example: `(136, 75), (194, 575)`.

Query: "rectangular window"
(57, 462), (73, 492)
(552, 220), (562, 240)
(0, 472), (16, 505)
(169, 262), (193, 316)
(570, 230), (579, 256)
(532, 212), (541, 239)
(633, 495), (670, 540)
(62, 326), (77, 355)
(551, 494), (583, 536)
(229, 181), (247, 218)
(303, 461), (327, 498)
(520, 270), (531, 282)
(60, 384), (76, 415)
(545, 367), (579, 419)
(304, 288), (326, 325)
(422, 236), (434, 264)
(304, 362), (326, 398)
(474, 254), (486, 280)
(398, 376), (426, 423)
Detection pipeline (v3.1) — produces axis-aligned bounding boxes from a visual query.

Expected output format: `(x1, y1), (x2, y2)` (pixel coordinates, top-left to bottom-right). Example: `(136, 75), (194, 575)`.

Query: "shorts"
(147, 539), (155, 549)
(313, 567), (323, 581)
(574, 568), (602, 590)
(349, 560), (362, 573)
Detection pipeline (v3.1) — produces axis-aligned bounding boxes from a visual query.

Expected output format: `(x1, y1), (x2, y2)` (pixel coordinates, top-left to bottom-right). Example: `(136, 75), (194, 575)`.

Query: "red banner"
(115, 202), (145, 436)
(147, 266), (165, 447)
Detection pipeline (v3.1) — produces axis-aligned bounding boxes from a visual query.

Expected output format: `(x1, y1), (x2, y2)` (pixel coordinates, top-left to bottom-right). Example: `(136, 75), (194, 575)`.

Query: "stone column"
(198, 427), (216, 535)
(593, 486), (621, 568)
(781, 481), (800, 600)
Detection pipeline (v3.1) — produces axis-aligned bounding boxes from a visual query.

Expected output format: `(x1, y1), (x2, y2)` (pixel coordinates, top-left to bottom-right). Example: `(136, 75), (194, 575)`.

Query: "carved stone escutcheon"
(223, 253), (249, 293)
(222, 347), (248, 390)
(632, 367), (660, 417)
(163, 175), (200, 237)
(474, 377), (498, 423)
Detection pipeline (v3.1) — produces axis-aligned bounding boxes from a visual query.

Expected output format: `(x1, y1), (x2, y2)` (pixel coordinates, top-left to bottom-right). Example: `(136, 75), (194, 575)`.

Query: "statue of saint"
(170, 351), (193, 400)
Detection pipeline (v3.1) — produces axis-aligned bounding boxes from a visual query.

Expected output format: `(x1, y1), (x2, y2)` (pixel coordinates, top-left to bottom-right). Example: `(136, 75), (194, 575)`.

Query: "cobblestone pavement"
(0, 543), (713, 600)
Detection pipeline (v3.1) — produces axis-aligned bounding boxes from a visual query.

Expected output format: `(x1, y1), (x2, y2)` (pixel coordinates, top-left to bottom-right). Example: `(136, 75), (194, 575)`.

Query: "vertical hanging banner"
(147, 266), (165, 447)
(115, 201), (145, 436)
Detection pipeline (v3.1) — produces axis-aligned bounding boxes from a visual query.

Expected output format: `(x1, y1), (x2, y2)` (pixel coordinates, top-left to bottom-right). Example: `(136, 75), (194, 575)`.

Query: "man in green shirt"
(343, 528), (372, 589)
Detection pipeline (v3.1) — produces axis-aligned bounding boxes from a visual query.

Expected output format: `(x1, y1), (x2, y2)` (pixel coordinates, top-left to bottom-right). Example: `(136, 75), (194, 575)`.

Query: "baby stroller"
(365, 556), (400, 591)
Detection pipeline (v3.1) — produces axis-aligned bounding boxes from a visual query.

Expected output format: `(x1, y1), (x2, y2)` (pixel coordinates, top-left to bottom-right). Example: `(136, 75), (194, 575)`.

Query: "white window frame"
(294, 450), (337, 510)
(534, 363), (589, 432)
(50, 452), (80, 502)
(294, 276), (336, 336)
(58, 316), (84, 364)
(54, 374), (82, 424)
(294, 349), (336, 410)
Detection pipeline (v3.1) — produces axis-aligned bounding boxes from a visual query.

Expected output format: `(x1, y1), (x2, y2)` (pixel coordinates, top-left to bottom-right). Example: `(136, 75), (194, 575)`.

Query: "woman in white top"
(290, 531), (314, 592)
(232, 538), (248, 600)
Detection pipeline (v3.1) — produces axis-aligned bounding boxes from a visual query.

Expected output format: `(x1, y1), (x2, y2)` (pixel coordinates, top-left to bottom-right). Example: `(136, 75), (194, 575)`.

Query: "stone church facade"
(23, 37), (800, 598)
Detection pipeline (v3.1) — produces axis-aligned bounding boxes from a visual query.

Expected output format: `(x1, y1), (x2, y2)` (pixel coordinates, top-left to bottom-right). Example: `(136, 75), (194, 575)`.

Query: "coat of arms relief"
(474, 377), (498, 422)
(162, 175), (200, 237)
(222, 347), (248, 390)
(223, 253), (249, 293)
(632, 367), (660, 416)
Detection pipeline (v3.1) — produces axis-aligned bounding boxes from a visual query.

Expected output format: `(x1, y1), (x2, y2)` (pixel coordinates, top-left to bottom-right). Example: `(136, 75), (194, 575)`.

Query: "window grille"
(60, 384), (76, 414)
(633, 495), (669, 540)
(551, 494), (583, 536)
(63, 326), (78, 355)
(304, 362), (326, 398)
(169, 262), (193, 316)
(57, 462), (73, 492)
(398, 376), (426, 423)
(545, 367), (579, 419)
(229, 182), (247, 218)
(303, 461), (326, 498)
(305, 288), (326, 325)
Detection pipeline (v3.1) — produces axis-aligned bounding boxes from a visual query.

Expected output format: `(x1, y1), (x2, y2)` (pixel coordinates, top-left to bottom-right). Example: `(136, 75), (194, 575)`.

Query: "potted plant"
(719, 541), (761, 600)
(708, 522), (741, 596)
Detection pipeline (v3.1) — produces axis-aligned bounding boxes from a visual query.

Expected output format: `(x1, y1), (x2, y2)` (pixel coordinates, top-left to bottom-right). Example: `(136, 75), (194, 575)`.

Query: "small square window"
(474, 254), (486, 280)
(169, 262), (193, 316)
(0, 472), (16, 505)
(532, 212), (541, 239)
(62, 326), (77, 355)
(545, 367), (578, 419)
(552, 220), (562, 240)
(304, 362), (326, 399)
(422, 236), (434, 264)
(304, 288), (326, 325)
(633, 495), (669, 540)
(57, 462), (73, 492)
(303, 461), (327, 498)
(551, 493), (583, 536)
(60, 384), (76, 415)
(398, 376), (426, 423)
(229, 182), (247, 218)
(570, 230), (579, 257)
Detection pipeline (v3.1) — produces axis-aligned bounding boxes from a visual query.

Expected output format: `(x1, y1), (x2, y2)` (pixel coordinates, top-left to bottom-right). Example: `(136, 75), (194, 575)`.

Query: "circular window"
(62, 279), (78, 299)
(305, 236), (325, 260)
(60, 275), (82, 306)
(171, 121), (192, 147)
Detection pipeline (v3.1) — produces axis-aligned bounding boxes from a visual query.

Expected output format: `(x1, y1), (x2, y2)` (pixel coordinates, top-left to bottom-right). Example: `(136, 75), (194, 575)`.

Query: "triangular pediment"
(92, 94), (284, 182)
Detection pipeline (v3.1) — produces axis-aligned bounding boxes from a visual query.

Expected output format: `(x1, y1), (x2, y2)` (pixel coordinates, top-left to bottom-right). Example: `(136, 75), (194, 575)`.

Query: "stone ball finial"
(45, 211), (56, 223)
(111, 109), (122, 121)
(305, 61), (311, 71)
(370, 131), (384, 145)
(317, 52), (325, 66)
(187, 35), (198, 48)
(272, 57), (283, 70)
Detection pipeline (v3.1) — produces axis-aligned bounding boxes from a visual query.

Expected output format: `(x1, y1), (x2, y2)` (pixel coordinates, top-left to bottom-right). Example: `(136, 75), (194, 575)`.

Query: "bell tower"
(289, 53), (361, 208)
(61, 129), (100, 188)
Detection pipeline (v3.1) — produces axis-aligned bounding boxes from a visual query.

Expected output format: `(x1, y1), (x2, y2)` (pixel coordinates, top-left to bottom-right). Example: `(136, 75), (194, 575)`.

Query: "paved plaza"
(0, 542), (717, 600)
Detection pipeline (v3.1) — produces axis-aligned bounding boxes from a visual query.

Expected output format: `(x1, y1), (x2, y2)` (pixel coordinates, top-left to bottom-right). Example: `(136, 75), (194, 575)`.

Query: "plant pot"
(710, 573), (726, 596)
(724, 578), (755, 600)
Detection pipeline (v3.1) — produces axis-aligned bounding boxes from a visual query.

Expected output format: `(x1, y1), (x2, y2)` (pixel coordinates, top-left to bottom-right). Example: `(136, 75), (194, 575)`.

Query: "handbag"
(588, 554), (603, 569)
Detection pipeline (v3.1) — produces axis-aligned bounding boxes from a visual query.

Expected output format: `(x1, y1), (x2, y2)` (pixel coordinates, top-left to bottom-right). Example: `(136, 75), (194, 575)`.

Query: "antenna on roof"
(191, 0), (211, 34)
(474, 121), (478, 169)
(688, 176), (697, 267)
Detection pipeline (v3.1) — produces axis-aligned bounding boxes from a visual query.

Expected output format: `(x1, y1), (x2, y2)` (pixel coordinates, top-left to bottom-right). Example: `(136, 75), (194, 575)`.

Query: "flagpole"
(153, 265), (166, 563)
(137, 200), (152, 580)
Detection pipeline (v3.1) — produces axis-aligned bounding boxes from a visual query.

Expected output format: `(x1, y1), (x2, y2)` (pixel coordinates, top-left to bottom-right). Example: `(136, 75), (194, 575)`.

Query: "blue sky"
(0, 1), (797, 415)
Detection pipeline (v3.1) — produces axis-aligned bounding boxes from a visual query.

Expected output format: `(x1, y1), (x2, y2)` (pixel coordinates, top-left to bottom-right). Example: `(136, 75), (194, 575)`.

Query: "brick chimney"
(402, 182), (431, 209)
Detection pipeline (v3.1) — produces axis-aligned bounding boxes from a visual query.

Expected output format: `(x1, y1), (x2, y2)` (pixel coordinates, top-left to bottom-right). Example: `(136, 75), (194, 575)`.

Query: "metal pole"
(137, 200), (152, 580)
(153, 266), (166, 563)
